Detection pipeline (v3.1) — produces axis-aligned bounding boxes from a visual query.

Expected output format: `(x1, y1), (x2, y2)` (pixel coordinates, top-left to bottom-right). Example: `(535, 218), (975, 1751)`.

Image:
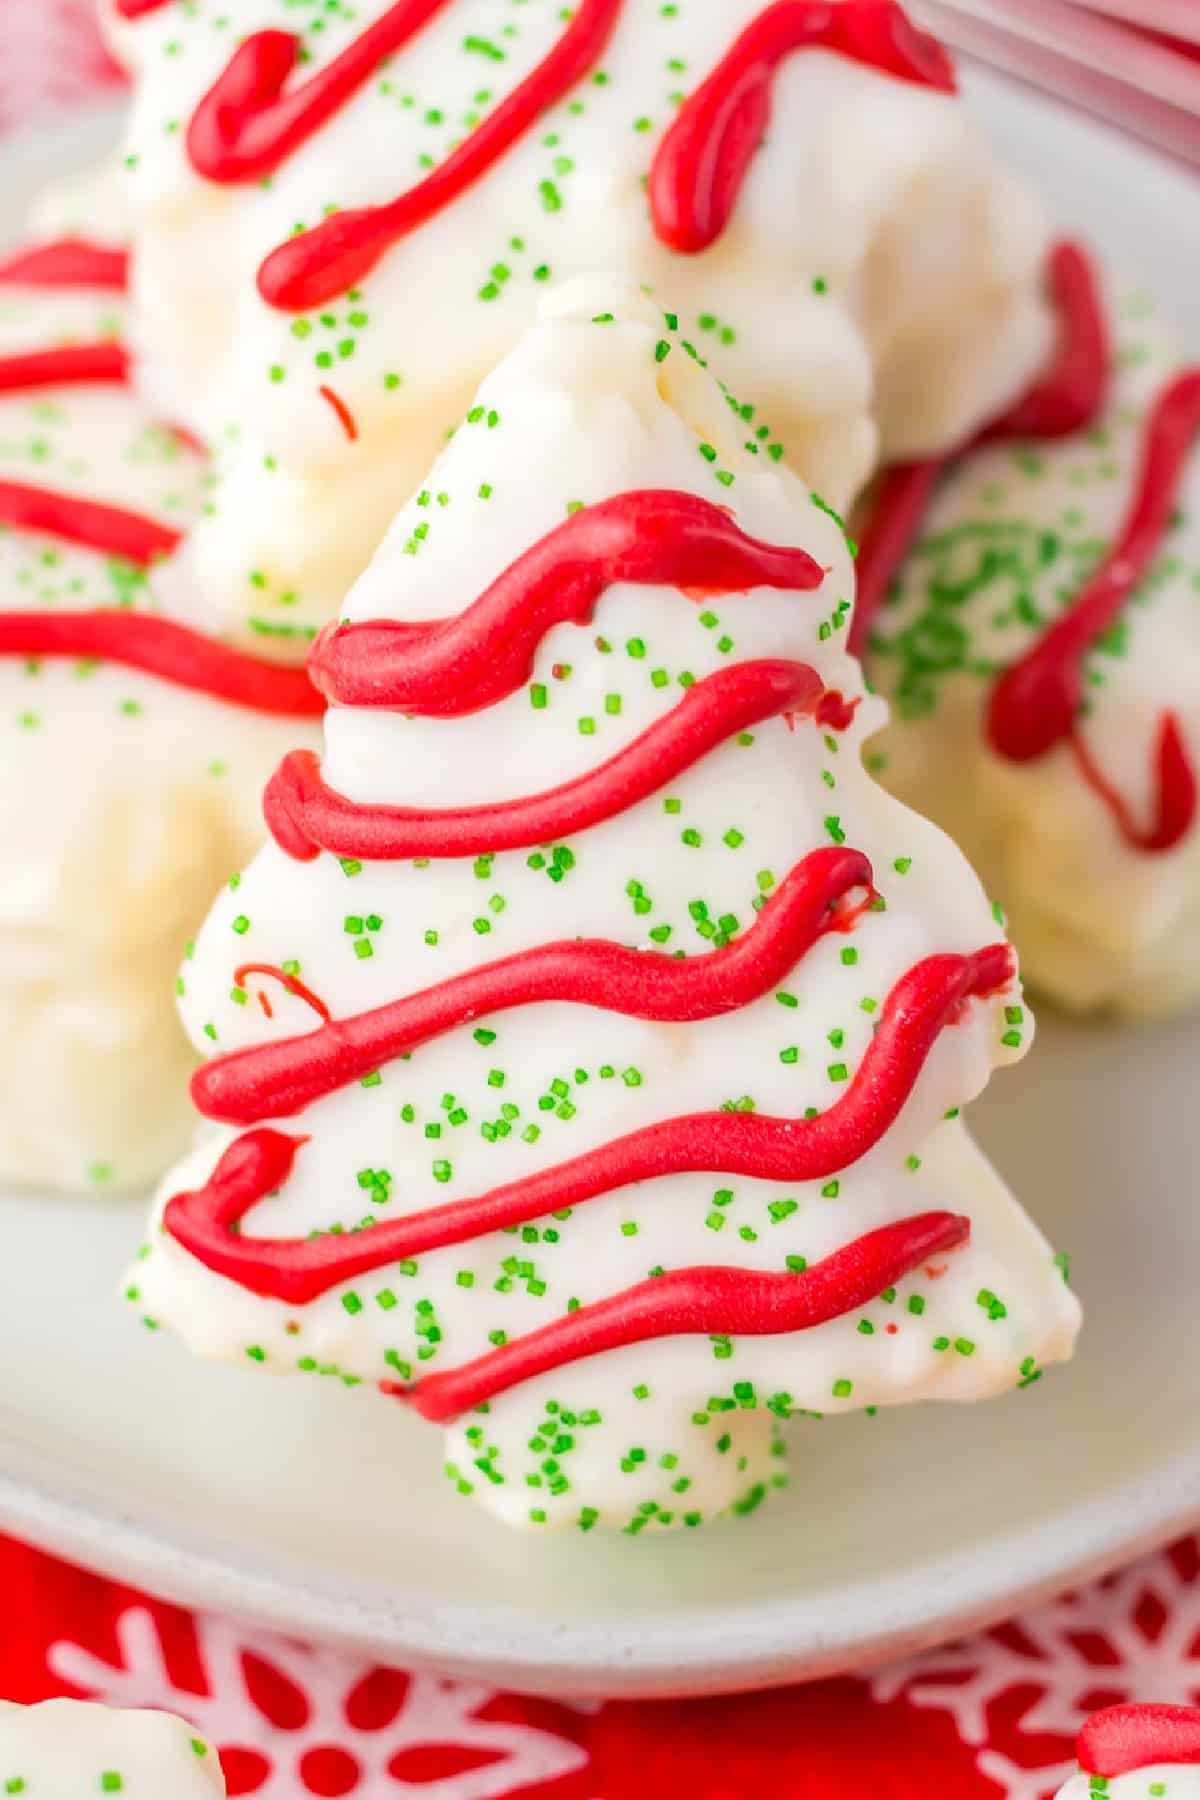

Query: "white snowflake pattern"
(871, 1542), (1200, 1799)
(48, 1607), (591, 1800)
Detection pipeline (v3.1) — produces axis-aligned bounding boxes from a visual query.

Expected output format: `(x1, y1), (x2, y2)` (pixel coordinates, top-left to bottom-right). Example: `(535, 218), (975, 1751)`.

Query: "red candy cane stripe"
(264, 660), (839, 862)
(0, 240), (129, 291)
(1079, 1704), (1200, 1779)
(650, 0), (955, 255)
(397, 1210), (970, 1423)
(194, 846), (874, 1124)
(165, 943), (1012, 1307)
(310, 491), (824, 715)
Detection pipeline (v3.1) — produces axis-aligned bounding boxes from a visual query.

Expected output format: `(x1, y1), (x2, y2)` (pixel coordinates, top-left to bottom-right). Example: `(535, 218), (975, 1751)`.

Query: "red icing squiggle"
(0, 343), (128, 395)
(166, 942), (1011, 1309)
(650, 0), (956, 256)
(210, 0), (956, 309)
(234, 965), (332, 1025)
(113, 0), (174, 15)
(981, 239), (1110, 443)
(1078, 1704), (1200, 1779)
(988, 368), (1200, 852)
(0, 612), (323, 717)
(848, 460), (940, 660)
(254, 0), (625, 312)
(311, 490), (824, 715)
(189, 1), (456, 184)
(395, 1211), (969, 1423)
(194, 846), (874, 1124)
(849, 240), (1109, 658)
(0, 240), (129, 291)
(0, 485), (180, 567)
(853, 240), (1197, 854)
(265, 659), (835, 861)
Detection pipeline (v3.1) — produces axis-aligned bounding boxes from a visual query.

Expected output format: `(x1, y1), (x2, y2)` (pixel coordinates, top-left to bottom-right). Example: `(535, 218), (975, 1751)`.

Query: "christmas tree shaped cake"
(100, 0), (1052, 644)
(131, 280), (1080, 1533)
(858, 253), (1200, 1018)
(0, 207), (322, 1192)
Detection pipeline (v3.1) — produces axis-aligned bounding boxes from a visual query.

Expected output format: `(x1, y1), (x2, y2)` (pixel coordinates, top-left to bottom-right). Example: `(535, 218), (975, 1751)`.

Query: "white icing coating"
(28, 156), (130, 249)
(0, 224), (321, 1194)
(0, 1700), (225, 1798)
(1058, 1768), (1200, 1799)
(133, 283), (1080, 1533)
(101, 0), (1052, 652)
(867, 274), (1200, 1017)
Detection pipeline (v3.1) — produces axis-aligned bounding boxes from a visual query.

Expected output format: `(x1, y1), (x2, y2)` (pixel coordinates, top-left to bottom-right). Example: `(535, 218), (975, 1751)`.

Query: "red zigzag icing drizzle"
(0, 251), (323, 718)
(148, 0), (954, 310)
(165, 486), (1011, 1421)
(853, 239), (1198, 855)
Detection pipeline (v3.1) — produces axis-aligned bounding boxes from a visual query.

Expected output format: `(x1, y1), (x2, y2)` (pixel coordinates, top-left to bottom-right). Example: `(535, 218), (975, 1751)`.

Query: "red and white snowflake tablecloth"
(3, 1530), (1200, 1799)
(3, 5), (1199, 1796)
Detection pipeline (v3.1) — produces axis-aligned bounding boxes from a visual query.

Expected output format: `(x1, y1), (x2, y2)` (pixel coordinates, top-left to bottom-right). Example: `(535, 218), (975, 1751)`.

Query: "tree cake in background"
(129, 283), (1080, 1533)
(0, 199), (323, 1193)
(97, 0), (1053, 649)
(0, 1699), (226, 1798)
(856, 249), (1200, 1018)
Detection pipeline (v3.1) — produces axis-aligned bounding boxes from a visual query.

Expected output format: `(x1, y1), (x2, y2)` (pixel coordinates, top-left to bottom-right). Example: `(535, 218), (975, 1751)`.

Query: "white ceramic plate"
(2, 74), (1199, 1702)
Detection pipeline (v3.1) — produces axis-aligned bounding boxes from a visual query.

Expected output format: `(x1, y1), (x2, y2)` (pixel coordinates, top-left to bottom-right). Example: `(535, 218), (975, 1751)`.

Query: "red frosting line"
(988, 367), (1200, 763)
(398, 1210), (970, 1423)
(189, 1), (454, 184)
(264, 660), (837, 861)
(0, 342), (129, 395)
(0, 612), (324, 717)
(164, 942), (1012, 1306)
(847, 461), (940, 659)
(1069, 712), (1197, 855)
(253, 0), (624, 312)
(311, 491), (825, 715)
(1079, 1704), (1200, 1779)
(0, 239), (129, 291)
(982, 240), (1111, 444)
(850, 239), (1109, 657)
(193, 845), (874, 1124)
(234, 964), (332, 1025)
(649, 0), (956, 256)
(113, 0), (175, 14)
(0, 484), (180, 567)
(853, 241), (1196, 853)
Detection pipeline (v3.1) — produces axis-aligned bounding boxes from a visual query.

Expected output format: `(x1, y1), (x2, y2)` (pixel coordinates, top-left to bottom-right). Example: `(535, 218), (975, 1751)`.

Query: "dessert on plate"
(128, 284), (1080, 1534)
(98, 0), (1055, 648)
(1058, 1705), (1200, 1798)
(0, 227), (322, 1193)
(0, 1699), (225, 1798)
(857, 249), (1200, 1018)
